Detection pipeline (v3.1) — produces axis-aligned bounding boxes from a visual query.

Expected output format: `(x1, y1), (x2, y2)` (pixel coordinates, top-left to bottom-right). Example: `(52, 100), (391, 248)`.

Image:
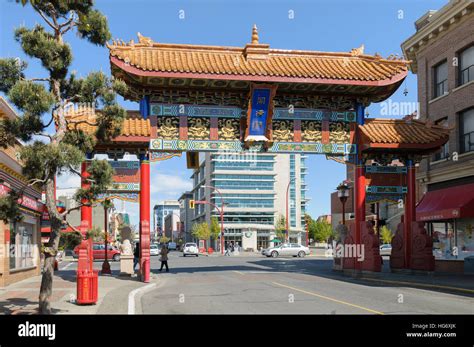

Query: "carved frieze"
(218, 118), (240, 140)
(188, 117), (210, 139)
(329, 122), (351, 144)
(301, 121), (322, 142)
(156, 117), (179, 139)
(272, 120), (294, 142)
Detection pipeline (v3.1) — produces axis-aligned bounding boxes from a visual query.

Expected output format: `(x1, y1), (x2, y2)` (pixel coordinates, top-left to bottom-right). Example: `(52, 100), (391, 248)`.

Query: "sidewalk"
(0, 267), (155, 315)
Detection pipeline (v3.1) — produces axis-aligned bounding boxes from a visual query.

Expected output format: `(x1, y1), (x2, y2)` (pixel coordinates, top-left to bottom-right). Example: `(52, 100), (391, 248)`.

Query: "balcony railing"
(462, 131), (474, 153)
(460, 65), (474, 85)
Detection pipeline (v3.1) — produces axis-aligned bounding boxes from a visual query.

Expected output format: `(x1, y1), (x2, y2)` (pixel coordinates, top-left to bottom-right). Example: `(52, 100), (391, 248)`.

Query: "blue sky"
(0, 0), (447, 227)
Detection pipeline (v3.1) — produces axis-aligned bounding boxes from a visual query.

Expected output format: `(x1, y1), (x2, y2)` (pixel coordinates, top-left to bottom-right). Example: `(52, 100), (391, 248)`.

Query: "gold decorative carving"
(329, 122), (350, 143)
(188, 117), (210, 139)
(272, 120), (294, 141)
(301, 121), (322, 142)
(157, 117), (179, 139)
(218, 119), (240, 140)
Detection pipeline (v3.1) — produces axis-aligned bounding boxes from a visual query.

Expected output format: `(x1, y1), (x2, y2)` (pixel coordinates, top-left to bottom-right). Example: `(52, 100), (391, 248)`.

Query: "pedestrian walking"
(133, 242), (140, 271)
(225, 242), (231, 256)
(159, 244), (169, 272)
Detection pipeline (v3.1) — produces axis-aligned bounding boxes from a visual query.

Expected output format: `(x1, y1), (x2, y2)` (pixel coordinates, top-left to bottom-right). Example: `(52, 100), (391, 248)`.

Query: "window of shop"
(257, 235), (270, 250)
(9, 219), (36, 270)
(460, 108), (474, 153)
(456, 219), (474, 259)
(431, 222), (454, 259)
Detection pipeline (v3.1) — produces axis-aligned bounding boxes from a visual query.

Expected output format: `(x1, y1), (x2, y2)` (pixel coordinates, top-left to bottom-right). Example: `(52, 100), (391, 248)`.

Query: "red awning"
(416, 183), (474, 221)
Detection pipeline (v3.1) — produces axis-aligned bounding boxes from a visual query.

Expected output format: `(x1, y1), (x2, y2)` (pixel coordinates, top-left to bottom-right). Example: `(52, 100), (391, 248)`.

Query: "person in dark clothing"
(159, 244), (169, 272)
(133, 242), (140, 271)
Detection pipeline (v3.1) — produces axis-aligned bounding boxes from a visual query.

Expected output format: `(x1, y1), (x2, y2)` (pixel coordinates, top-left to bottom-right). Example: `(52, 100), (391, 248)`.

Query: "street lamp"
(202, 185), (226, 255)
(286, 177), (297, 243)
(101, 199), (113, 275)
(337, 182), (350, 226)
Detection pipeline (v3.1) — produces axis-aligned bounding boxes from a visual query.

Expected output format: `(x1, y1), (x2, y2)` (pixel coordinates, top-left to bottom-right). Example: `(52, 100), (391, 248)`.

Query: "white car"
(183, 243), (199, 257)
(150, 244), (160, 256)
(263, 243), (310, 258)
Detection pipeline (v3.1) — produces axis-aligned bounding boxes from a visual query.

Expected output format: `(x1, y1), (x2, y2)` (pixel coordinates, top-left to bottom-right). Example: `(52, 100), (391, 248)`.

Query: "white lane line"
(61, 262), (74, 270)
(128, 283), (157, 315)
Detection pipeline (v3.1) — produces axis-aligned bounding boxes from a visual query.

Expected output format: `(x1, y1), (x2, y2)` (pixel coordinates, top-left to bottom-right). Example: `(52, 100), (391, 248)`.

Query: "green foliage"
(15, 25), (72, 80)
(74, 159), (114, 205)
(274, 214), (286, 241)
(62, 129), (96, 154)
(310, 220), (334, 243)
(95, 104), (126, 142)
(17, 0), (94, 16)
(380, 226), (393, 244)
(0, 58), (27, 93)
(210, 217), (220, 240)
(20, 141), (84, 181)
(86, 226), (103, 242)
(160, 235), (170, 244)
(192, 222), (211, 241)
(77, 10), (111, 45)
(8, 80), (55, 115)
(59, 231), (82, 250)
(0, 190), (23, 224)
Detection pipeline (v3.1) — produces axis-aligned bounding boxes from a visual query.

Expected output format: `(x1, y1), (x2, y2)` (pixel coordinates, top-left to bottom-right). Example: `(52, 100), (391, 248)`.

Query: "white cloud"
(150, 173), (192, 197)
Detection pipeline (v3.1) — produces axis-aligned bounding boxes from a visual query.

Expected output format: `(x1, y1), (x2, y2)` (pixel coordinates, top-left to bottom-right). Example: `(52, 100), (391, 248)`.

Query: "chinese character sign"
(245, 84), (277, 142)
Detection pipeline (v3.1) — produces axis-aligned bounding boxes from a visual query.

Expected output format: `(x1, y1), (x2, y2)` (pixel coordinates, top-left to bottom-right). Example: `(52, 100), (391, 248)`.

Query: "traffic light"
(189, 200), (195, 209)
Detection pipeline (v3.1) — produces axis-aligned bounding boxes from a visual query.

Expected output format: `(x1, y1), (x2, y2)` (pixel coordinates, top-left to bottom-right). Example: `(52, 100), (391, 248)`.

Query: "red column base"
(360, 221), (382, 272)
(410, 222), (435, 271)
(390, 222), (406, 269)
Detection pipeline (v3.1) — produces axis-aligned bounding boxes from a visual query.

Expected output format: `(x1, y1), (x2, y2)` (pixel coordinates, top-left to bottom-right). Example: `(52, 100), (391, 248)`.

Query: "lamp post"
(285, 177), (296, 243)
(337, 182), (350, 226)
(101, 200), (112, 275)
(202, 185), (225, 254)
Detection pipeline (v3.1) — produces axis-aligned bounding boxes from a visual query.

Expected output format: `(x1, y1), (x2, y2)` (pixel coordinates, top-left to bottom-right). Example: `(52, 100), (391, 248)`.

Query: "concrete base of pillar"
(119, 254), (134, 276)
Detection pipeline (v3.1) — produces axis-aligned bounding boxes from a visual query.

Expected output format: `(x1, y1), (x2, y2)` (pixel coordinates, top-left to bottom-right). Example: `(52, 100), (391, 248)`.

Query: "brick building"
(402, 0), (474, 268)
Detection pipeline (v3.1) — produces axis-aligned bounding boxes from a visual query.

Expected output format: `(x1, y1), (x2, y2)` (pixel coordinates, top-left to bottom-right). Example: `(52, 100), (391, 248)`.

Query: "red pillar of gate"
(139, 153), (151, 283)
(354, 164), (366, 271)
(404, 160), (416, 269)
(80, 160), (93, 235)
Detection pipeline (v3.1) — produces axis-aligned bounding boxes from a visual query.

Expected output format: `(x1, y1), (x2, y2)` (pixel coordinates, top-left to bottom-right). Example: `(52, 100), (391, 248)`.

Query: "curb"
(352, 275), (474, 295)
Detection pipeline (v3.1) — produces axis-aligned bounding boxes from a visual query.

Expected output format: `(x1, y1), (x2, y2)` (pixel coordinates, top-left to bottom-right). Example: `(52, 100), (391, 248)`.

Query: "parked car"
(167, 242), (177, 251)
(263, 243), (310, 258)
(183, 243), (199, 257)
(73, 243), (121, 261)
(380, 244), (392, 256)
(150, 243), (160, 256)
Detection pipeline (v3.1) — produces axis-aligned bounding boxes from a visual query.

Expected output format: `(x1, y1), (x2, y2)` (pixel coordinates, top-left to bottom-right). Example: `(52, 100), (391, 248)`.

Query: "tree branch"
(63, 219), (80, 233)
(32, 5), (58, 31)
(68, 164), (82, 177)
(27, 178), (47, 187)
(29, 78), (51, 82)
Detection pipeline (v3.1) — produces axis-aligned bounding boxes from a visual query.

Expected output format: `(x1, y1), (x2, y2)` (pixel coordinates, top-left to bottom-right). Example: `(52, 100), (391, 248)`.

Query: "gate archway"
(70, 28), (449, 282)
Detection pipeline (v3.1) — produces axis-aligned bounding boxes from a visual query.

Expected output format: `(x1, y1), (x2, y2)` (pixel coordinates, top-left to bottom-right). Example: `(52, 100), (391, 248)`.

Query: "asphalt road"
(126, 252), (474, 315)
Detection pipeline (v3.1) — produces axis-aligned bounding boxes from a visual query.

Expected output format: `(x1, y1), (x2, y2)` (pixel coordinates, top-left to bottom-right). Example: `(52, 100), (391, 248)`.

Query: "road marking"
(128, 283), (157, 315)
(233, 270), (245, 275)
(272, 281), (384, 315)
(359, 277), (474, 295)
(61, 262), (74, 270)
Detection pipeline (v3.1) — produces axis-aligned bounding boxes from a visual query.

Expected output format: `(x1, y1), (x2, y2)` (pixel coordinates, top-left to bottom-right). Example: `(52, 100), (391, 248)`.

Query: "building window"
(433, 60), (448, 98)
(460, 108), (474, 153)
(459, 45), (474, 86)
(433, 118), (449, 161)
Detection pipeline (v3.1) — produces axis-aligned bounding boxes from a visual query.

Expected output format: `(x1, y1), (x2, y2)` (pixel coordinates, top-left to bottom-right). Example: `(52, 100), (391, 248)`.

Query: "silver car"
(380, 244), (392, 256)
(264, 243), (310, 258)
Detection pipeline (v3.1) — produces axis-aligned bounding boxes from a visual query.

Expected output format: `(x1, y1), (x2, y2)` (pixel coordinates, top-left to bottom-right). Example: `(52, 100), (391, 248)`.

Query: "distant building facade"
(153, 200), (180, 239)
(190, 152), (308, 251)
(178, 191), (193, 242)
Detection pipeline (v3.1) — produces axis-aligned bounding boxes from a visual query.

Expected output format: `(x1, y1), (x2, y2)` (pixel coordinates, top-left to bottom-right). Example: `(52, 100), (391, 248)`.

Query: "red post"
(140, 153), (151, 283)
(404, 160), (416, 269)
(354, 164), (366, 271)
(80, 160), (92, 234)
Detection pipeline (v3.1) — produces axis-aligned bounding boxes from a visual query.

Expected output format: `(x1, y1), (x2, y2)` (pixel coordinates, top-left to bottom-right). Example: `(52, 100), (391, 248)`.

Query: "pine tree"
(0, 1), (127, 314)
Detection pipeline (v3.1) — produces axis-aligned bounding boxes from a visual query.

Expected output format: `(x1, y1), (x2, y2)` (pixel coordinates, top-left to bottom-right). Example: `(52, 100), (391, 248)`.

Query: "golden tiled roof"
(360, 118), (450, 145)
(108, 31), (409, 82)
(64, 107), (150, 137)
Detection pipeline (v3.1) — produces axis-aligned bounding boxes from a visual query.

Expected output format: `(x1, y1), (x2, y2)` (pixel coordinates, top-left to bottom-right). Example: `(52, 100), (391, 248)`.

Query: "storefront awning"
(416, 183), (474, 221)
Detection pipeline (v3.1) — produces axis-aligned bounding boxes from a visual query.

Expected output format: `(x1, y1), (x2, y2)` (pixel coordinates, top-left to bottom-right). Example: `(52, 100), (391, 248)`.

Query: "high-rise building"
(190, 152), (308, 251)
(153, 200), (180, 239)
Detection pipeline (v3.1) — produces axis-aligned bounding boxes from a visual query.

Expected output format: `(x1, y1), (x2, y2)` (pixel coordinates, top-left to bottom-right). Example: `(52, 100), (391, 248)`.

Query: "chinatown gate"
(71, 28), (449, 283)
